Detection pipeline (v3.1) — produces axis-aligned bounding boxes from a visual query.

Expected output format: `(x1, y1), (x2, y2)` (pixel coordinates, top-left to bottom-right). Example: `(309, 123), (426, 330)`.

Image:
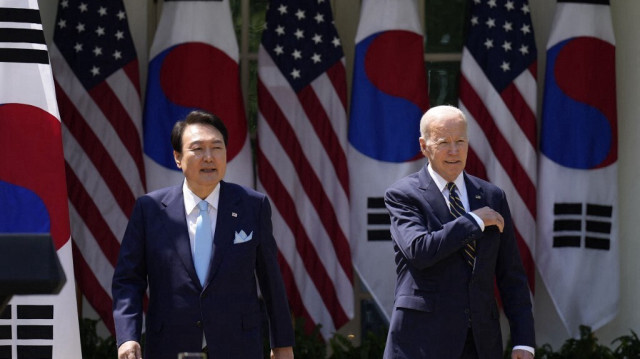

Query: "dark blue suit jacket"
(383, 166), (534, 359)
(112, 181), (294, 359)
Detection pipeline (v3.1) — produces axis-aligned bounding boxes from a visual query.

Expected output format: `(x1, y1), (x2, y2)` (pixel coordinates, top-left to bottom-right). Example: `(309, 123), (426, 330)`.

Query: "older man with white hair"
(383, 105), (535, 359)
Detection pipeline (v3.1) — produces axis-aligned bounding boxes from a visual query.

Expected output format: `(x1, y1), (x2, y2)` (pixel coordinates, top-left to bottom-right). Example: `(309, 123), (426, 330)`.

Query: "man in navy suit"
(383, 106), (534, 359)
(113, 111), (294, 359)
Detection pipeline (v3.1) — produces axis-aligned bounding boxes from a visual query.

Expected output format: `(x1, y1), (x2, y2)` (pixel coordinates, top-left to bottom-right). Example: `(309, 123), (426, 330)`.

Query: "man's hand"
(271, 346), (294, 359)
(118, 340), (142, 359)
(471, 206), (504, 232)
(512, 349), (534, 359)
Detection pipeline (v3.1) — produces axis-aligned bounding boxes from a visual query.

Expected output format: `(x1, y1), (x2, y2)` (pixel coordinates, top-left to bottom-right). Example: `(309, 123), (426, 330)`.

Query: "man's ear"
(419, 137), (427, 153)
(173, 150), (182, 169)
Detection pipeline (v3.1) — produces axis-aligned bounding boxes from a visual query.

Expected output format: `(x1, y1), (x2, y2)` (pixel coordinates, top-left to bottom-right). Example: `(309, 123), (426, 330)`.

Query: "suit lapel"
(464, 174), (486, 212)
(205, 181), (240, 288)
(418, 165), (451, 225)
(162, 186), (202, 287)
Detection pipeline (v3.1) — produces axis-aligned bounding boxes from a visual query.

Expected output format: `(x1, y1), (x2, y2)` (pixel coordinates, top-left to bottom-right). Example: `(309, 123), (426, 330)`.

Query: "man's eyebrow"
(188, 139), (224, 145)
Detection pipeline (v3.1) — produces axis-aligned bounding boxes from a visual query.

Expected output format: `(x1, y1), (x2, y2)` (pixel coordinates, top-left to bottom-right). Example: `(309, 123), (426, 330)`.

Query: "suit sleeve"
(254, 196), (295, 348)
(112, 197), (148, 348)
(385, 186), (482, 270)
(494, 191), (536, 348)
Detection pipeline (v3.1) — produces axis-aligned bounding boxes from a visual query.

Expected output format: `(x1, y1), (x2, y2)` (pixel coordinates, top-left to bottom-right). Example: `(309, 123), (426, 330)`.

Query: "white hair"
(419, 105), (467, 139)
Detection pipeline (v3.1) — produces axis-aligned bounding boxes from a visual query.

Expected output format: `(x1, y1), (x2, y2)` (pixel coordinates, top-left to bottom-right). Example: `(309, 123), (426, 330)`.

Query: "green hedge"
(531, 325), (640, 359)
(80, 318), (640, 359)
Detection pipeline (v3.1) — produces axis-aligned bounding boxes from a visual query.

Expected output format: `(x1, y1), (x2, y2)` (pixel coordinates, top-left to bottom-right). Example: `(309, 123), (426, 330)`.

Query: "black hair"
(170, 110), (229, 153)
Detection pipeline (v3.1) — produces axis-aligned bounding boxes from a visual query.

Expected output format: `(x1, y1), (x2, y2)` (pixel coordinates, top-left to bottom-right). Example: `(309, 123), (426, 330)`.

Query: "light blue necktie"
(194, 200), (212, 286)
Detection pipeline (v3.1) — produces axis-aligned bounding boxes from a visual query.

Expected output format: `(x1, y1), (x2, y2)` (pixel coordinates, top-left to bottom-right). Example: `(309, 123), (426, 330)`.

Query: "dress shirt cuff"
(513, 345), (535, 356)
(467, 212), (485, 231)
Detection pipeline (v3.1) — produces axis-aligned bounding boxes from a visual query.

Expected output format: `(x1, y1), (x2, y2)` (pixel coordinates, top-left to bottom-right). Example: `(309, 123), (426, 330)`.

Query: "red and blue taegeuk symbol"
(143, 42), (247, 169)
(349, 30), (429, 163)
(541, 37), (617, 169)
(0, 103), (70, 250)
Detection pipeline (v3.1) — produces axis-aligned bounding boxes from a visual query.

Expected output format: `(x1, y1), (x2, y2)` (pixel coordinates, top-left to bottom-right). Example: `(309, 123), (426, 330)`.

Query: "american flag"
(50, 0), (145, 333)
(458, 0), (537, 292)
(256, 0), (353, 339)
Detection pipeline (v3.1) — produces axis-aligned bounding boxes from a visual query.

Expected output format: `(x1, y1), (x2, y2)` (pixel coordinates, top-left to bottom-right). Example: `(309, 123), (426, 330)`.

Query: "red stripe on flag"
(123, 60), (142, 96)
(258, 80), (353, 282)
(514, 227), (535, 292)
(465, 147), (489, 181)
(296, 85), (349, 197)
(325, 61), (348, 116)
(467, 127), (535, 293)
(88, 80), (146, 182)
(55, 82), (137, 216)
(500, 82), (537, 146)
(65, 163), (121, 266)
(72, 241), (115, 333)
(459, 75), (536, 217)
(257, 146), (349, 328)
(528, 63), (537, 81)
(276, 251), (319, 335)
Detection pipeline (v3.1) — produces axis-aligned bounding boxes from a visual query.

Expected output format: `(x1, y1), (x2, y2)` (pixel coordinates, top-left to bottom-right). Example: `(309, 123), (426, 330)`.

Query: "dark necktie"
(447, 182), (476, 268)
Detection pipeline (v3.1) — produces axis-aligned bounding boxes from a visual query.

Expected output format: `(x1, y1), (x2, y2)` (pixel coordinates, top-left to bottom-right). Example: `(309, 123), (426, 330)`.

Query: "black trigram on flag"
(367, 197), (391, 241)
(0, 7), (49, 64)
(0, 305), (54, 359)
(552, 203), (612, 250)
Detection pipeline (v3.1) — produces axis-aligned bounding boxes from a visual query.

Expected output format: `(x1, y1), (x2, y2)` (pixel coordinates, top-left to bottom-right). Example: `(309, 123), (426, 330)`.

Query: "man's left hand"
(271, 346), (294, 359)
(512, 349), (534, 359)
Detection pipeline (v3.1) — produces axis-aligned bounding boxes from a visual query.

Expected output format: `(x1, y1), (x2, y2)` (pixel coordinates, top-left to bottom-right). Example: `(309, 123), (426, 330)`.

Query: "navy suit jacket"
(112, 181), (294, 359)
(383, 166), (534, 359)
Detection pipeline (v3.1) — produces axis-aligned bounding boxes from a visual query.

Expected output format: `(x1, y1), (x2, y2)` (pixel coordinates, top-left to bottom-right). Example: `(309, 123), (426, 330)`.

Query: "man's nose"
(202, 148), (214, 160)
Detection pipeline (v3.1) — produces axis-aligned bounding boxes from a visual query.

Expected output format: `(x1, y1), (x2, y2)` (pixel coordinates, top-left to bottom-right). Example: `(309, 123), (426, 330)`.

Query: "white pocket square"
(234, 230), (253, 244)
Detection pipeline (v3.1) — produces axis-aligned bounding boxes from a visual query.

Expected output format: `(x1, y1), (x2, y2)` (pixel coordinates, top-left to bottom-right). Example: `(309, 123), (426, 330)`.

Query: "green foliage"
(292, 317), (327, 359)
(329, 330), (387, 359)
(533, 325), (640, 359)
(79, 317), (640, 359)
(611, 330), (640, 359)
(263, 317), (327, 359)
(79, 318), (117, 359)
(555, 326), (614, 359)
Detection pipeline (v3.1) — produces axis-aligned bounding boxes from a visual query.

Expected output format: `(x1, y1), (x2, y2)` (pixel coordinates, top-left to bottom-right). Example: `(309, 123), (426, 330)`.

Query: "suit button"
(464, 308), (470, 314)
(196, 321), (202, 328)
(201, 293), (207, 299)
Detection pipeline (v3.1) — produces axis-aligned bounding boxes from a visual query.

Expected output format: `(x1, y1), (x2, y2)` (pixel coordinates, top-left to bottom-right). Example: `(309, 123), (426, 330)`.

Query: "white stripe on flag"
(258, 115), (352, 296)
(61, 122), (131, 240)
(461, 102), (536, 249)
(260, 192), (338, 338)
(105, 71), (143, 139)
(68, 204), (115, 296)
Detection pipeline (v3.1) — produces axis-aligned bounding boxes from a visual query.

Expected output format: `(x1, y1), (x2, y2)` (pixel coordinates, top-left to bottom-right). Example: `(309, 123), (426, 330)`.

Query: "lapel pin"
(232, 212), (238, 217)
(475, 195), (481, 199)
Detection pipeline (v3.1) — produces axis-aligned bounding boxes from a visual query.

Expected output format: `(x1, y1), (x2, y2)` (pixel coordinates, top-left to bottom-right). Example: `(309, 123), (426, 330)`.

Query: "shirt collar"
(182, 181), (220, 215)
(427, 163), (466, 194)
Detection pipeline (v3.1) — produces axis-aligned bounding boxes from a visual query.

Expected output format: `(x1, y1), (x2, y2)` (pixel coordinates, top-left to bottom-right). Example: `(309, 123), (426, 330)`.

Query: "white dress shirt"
(182, 181), (220, 349)
(183, 181), (220, 258)
(427, 165), (484, 230)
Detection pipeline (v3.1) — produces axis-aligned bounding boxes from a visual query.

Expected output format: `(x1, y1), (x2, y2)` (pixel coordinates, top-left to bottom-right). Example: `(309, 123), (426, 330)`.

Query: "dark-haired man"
(113, 111), (294, 359)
